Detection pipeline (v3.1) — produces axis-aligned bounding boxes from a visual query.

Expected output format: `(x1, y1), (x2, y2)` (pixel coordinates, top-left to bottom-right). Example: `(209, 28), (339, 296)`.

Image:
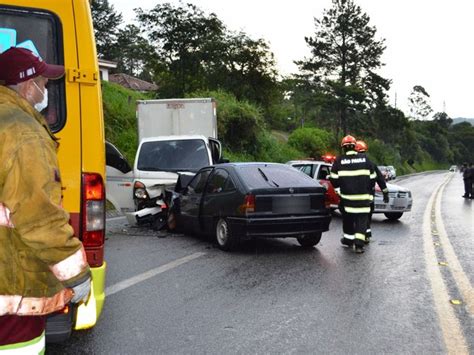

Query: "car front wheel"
(384, 212), (403, 220)
(297, 232), (322, 248)
(215, 218), (239, 251)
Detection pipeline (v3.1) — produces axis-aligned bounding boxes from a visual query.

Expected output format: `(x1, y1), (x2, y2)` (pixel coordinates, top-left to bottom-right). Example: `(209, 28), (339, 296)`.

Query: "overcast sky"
(111, 0), (474, 118)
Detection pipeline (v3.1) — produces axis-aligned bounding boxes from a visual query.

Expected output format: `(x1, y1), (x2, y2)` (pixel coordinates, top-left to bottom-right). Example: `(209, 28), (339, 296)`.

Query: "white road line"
(423, 174), (469, 353)
(105, 252), (206, 296)
(435, 175), (474, 315)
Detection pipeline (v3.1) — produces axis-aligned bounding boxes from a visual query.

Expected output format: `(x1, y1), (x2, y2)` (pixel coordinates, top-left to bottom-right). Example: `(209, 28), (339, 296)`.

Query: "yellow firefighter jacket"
(0, 86), (90, 316)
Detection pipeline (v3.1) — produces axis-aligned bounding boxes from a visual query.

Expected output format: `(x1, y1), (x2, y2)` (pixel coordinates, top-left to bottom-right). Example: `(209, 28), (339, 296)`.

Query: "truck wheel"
(215, 218), (238, 251)
(384, 212), (403, 220)
(297, 232), (322, 248)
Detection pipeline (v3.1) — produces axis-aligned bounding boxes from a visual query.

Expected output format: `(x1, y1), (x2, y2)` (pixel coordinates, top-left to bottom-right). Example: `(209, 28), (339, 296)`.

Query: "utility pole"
(394, 92), (397, 108)
(443, 100), (446, 113)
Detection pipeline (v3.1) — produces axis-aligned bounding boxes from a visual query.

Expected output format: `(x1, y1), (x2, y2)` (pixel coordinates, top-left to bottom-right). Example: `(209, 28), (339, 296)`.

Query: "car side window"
(317, 166), (330, 180)
(224, 176), (236, 191)
(206, 169), (229, 194)
(294, 164), (313, 177)
(106, 142), (132, 174)
(188, 170), (212, 194)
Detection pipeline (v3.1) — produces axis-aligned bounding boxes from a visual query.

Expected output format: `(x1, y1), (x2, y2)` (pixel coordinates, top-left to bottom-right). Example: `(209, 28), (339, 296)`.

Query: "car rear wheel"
(216, 218), (238, 251)
(297, 232), (322, 248)
(384, 212), (403, 220)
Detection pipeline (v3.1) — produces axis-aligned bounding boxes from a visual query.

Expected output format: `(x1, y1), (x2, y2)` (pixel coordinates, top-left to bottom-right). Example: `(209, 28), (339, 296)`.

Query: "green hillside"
(102, 81), (150, 163)
(102, 83), (470, 174)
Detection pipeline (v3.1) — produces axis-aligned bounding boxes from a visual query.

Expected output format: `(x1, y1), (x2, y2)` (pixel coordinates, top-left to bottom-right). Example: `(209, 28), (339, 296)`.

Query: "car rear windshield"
(137, 139), (209, 172)
(236, 164), (317, 190)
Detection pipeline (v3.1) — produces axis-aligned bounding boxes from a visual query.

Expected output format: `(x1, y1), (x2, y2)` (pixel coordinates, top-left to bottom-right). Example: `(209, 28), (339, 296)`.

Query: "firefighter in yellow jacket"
(0, 48), (91, 353)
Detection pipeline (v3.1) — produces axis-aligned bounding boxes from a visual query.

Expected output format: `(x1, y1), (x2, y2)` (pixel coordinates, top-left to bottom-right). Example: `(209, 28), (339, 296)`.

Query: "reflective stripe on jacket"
(0, 86), (90, 316)
(330, 150), (376, 212)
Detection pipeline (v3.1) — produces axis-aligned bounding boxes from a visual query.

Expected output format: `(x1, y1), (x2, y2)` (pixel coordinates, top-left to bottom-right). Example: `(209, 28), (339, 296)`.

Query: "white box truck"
(137, 98), (218, 141)
(126, 98), (224, 226)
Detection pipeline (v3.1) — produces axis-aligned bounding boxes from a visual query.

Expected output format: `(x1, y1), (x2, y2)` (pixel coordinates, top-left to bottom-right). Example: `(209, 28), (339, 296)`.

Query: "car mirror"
(218, 157), (230, 164)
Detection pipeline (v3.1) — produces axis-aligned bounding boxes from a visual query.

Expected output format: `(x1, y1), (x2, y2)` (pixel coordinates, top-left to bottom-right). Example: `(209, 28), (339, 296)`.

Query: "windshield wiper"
(258, 168), (269, 181)
(258, 168), (279, 188)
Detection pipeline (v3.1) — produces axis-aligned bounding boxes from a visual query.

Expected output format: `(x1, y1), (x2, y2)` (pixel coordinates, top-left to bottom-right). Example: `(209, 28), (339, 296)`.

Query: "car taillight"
(324, 191), (331, 209)
(82, 173), (105, 267)
(239, 194), (255, 214)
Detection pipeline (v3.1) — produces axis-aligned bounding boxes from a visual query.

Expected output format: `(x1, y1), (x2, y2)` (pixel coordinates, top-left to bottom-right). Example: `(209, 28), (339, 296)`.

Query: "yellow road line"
(422, 174), (469, 354)
(435, 175), (474, 314)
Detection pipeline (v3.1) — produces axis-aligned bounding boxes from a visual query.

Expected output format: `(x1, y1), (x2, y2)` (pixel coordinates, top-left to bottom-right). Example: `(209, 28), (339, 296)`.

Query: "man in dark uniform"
(462, 162), (473, 198)
(330, 135), (376, 253)
(355, 140), (389, 243)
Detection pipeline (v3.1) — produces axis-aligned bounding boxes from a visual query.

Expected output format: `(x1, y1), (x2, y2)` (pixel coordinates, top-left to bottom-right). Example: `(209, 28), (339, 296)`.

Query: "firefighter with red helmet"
(330, 135), (376, 253)
(355, 140), (389, 243)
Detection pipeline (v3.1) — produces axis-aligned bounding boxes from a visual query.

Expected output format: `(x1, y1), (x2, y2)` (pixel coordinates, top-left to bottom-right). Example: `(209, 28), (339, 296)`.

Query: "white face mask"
(32, 81), (48, 112)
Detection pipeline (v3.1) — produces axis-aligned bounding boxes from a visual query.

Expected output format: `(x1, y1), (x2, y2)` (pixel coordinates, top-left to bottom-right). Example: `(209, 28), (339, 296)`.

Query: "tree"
(90, 0), (123, 59)
(296, 0), (389, 139)
(135, 3), (279, 109)
(288, 127), (333, 158)
(432, 111), (452, 129)
(408, 85), (433, 120)
(114, 25), (155, 77)
(136, 3), (226, 97)
(215, 31), (279, 108)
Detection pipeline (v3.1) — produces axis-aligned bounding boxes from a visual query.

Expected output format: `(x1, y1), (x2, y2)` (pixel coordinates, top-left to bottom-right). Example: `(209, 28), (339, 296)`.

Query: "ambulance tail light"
(81, 173), (105, 267)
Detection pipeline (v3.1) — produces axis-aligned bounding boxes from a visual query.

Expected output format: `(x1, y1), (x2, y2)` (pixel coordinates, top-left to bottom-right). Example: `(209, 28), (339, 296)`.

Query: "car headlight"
(134, 188), (147, 199)
(133, 181), (149, 199)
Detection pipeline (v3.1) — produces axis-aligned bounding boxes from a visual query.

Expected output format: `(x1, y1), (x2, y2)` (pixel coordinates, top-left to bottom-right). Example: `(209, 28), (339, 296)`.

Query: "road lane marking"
(435, 175), (474, 314)
(423, 174), (469, 353)
(105, 252), (206, 296)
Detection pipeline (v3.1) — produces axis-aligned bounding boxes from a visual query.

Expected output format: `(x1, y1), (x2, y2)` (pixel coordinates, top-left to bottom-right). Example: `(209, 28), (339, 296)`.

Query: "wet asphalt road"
(48, 171), (473, 354)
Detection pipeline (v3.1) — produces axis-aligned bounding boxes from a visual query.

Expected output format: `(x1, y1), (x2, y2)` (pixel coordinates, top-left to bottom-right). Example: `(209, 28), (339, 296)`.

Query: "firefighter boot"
(364, 230), (372, 244)
(340, 237), (354, 248)
(353, 239), (365, 254)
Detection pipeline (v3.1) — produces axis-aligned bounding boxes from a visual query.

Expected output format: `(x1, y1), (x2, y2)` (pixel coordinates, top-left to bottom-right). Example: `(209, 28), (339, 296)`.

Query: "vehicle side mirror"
(325, 174), (330, 180)
(218, 157), (230, 164)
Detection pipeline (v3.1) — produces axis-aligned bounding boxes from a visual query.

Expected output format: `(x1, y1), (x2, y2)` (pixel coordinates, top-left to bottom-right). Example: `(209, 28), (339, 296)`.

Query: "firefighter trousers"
(340, 206), (369, 247)
(0, 315), (46, 354)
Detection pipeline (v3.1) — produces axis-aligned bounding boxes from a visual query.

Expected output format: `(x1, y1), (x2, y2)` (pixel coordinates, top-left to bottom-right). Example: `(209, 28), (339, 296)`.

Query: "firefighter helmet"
(355, 140), (368, 152)
(340, 135), (357, 147)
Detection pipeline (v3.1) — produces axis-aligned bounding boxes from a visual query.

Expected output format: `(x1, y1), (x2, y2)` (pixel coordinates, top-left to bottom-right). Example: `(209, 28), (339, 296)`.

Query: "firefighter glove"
(70, 277), (91, 304)
(383, 192), (390, 203)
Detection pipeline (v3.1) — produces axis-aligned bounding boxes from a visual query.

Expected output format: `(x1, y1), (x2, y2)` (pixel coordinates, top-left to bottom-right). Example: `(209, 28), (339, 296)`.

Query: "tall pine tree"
(296, 0), (389, 138)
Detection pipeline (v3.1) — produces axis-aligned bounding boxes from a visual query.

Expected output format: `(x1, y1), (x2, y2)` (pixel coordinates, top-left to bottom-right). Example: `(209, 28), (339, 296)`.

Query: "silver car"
(374, 183), (412, 220)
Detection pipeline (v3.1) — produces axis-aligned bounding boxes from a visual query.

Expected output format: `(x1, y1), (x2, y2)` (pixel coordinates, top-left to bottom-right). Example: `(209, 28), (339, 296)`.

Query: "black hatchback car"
(169, 163), (331, 251)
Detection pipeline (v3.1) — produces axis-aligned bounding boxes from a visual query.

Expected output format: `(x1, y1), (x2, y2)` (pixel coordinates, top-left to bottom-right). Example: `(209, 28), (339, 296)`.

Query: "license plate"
(392, 199), (407, 208)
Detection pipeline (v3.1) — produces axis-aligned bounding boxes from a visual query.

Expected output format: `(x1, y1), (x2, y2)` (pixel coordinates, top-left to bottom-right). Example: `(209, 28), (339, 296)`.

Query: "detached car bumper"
(227, 214), (331, 239)
(125, 207), (162, 225)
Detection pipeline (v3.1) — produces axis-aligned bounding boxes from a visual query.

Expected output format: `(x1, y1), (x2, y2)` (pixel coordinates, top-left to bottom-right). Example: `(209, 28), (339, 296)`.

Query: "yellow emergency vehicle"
(0, 0), (106, 341)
